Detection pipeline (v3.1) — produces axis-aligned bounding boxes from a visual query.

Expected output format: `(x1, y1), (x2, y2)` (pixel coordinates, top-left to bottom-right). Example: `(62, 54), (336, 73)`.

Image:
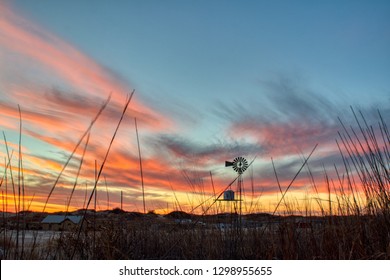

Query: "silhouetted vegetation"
(1, 105), (389, 259)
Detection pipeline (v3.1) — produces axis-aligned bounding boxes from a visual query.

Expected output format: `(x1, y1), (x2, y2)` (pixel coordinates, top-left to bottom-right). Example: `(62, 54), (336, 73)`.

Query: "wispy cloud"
(0, 2), (171, 129)
(218, 76), (341, 156)
(0, 2), (177, 212)
(1, 2), (389, 214)
(151, 134), (261, 165)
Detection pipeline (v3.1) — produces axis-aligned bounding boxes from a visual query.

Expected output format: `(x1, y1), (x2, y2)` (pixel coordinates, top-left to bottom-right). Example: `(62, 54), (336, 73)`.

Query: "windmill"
(224, 156), (249, 217)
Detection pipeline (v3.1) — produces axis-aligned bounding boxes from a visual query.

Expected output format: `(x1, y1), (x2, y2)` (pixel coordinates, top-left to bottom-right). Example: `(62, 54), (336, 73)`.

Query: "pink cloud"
(0, 2), (172, 131)
(0, 2), (378, 214)
(229, 119), (338, 157)
(0, 2), (179, 212)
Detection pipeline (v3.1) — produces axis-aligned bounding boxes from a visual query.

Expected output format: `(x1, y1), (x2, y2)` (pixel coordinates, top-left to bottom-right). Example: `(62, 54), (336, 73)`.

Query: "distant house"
(41, 215), (83, 231)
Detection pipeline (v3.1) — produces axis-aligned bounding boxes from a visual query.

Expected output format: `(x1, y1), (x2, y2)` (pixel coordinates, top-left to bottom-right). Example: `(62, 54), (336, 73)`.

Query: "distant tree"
(111, 207), (125, 214)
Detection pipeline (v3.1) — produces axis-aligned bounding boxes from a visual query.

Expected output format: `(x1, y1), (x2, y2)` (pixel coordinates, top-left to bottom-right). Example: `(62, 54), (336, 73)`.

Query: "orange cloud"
(0, 2), (172, 131)
(0, 2), (380, 215)
(0, 2), (184, 214)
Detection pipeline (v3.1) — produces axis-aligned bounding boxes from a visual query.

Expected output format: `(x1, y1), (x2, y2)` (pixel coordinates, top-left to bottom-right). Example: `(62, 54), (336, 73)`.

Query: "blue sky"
(1, 0), (389, 213)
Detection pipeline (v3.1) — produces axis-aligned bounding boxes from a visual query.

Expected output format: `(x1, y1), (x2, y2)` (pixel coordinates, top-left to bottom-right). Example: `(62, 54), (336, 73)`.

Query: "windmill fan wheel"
(232, 156), (249, 174)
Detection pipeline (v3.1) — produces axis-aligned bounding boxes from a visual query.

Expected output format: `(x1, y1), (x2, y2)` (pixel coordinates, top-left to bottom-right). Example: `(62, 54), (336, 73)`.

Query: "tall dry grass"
(1, 106), (389, 259)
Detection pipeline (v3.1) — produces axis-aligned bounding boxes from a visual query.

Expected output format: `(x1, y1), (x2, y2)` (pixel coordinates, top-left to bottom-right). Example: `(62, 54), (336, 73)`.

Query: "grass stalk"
(42, 95), (111, 213)
(71, 91), (134, 259)
(135, 118), (146, 214)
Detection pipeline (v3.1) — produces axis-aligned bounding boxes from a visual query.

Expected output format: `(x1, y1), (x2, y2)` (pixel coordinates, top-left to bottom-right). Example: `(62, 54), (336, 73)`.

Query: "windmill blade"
(233, 156), (249, 174)
(227, 155), (256, 186)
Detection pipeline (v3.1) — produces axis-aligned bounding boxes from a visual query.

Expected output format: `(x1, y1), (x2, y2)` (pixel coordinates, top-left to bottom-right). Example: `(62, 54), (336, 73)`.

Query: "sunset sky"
(1, 0), (389, 214)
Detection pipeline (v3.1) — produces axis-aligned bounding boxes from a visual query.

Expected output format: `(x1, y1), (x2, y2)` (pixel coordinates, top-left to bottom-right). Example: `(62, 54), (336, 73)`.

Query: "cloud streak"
(0, 2), (171, 129)
(0, 2), (177, 212)
(1, 3), (389, 214)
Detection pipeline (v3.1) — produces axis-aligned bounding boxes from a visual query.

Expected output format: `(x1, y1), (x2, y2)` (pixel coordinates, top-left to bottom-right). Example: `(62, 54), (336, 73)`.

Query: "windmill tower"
(214, 156), (250, 230)
(225, 156), (249, 217)
(218, 156), (250, 258)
